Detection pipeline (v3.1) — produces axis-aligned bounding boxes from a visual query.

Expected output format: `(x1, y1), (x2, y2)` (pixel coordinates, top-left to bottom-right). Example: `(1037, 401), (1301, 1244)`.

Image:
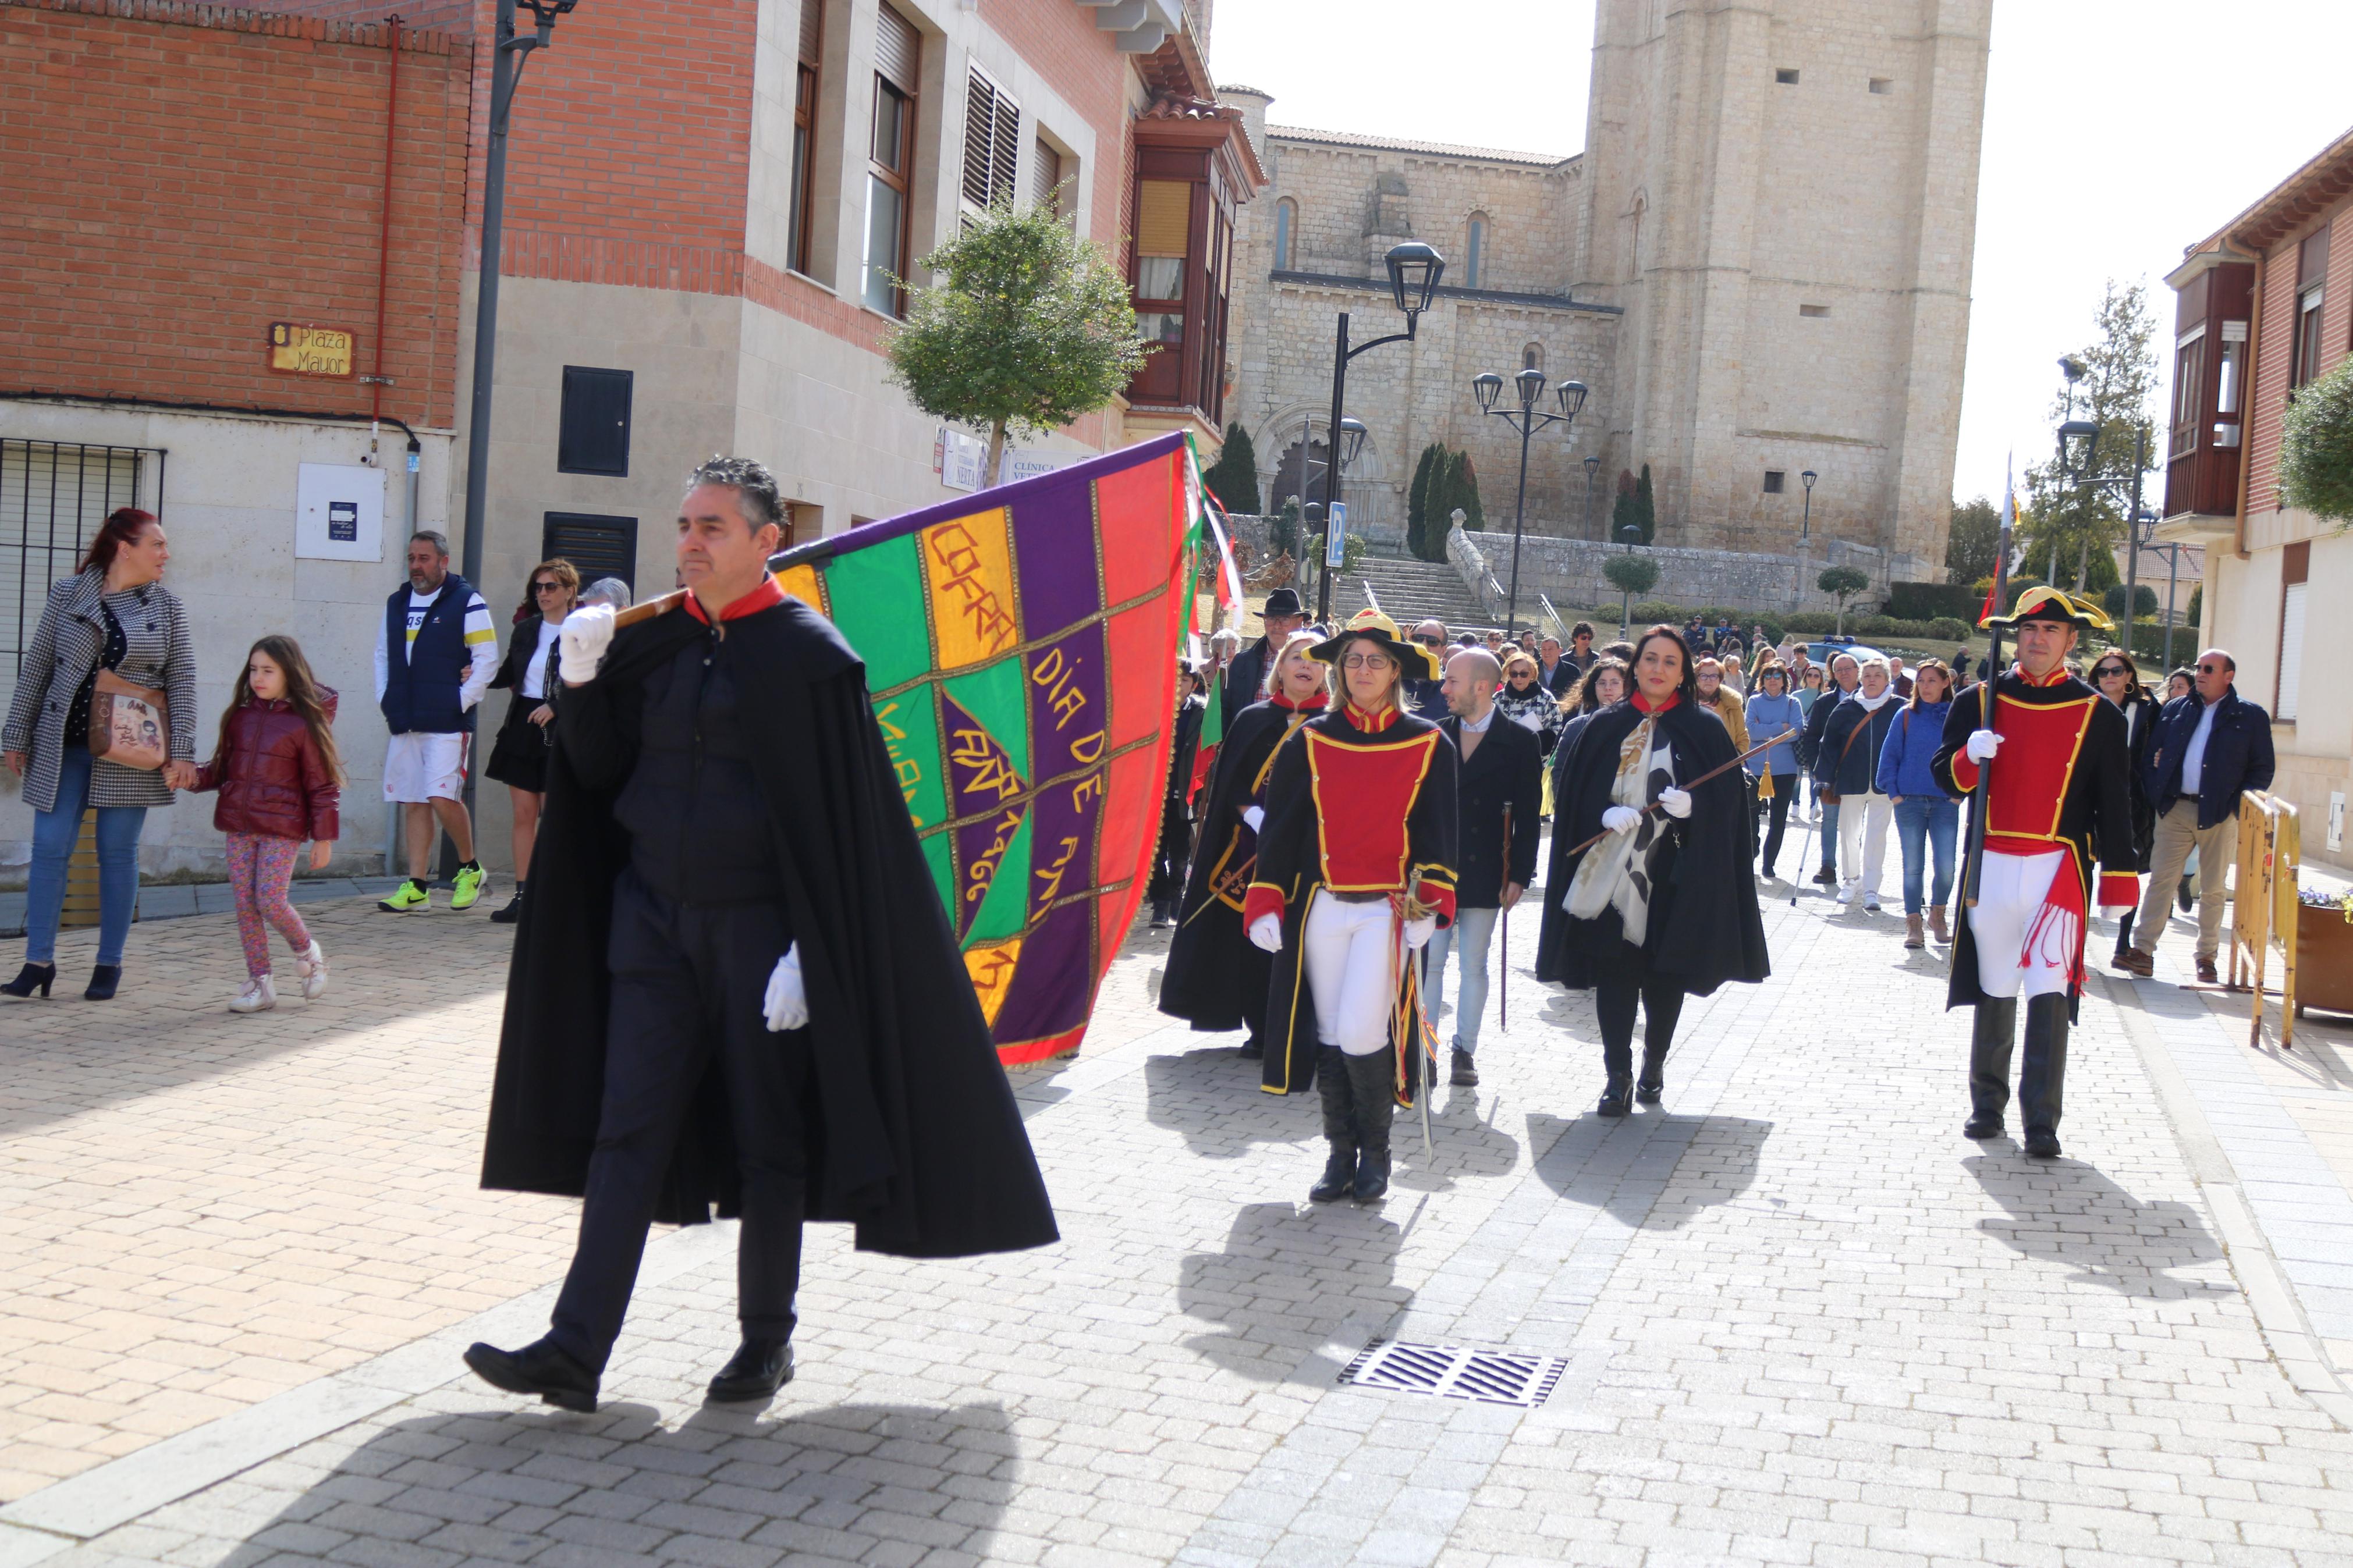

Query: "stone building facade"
(1222, 0), (1990, 582)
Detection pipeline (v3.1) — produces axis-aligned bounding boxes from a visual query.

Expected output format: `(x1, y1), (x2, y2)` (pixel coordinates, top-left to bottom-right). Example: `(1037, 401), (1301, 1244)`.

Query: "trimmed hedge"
(1885, 581), (1981, 620)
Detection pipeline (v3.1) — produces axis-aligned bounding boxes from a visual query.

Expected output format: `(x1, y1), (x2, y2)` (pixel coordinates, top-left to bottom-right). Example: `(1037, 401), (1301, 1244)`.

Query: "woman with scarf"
(1245, 611), (1457, 1204)
(1495, 650), (1557, 758)
(2089, 649), (2159, 965)
(1538, 627), (1767, 1115)
(1160, 632), (1329, 1058)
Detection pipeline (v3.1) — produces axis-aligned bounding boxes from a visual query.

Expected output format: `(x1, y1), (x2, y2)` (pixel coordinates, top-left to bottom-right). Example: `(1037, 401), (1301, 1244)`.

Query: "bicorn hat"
(1981, 585), (2114, 633)
(1261, 586), (1304, 618)
(1308, 608), (1441, 682)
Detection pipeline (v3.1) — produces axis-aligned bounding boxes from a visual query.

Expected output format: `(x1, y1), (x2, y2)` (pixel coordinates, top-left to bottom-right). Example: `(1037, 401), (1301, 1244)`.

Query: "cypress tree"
(1202, 422), (1263, 516)
(1407, 443), (1441, 561)
(1634, 463), (1656, 544)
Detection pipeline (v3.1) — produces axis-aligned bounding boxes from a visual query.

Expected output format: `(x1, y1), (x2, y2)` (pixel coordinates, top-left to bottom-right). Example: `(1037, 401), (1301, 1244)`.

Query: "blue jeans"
(24, 745), (148, 967)
(1421, 905), (1500, 1054)
(1817, 795), (1840, 872)
(1893, 795), (1958, 916)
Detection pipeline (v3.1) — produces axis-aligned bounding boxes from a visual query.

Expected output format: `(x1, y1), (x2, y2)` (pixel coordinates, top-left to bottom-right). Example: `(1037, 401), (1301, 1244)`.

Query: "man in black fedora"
(1222, 586), (1305, 721)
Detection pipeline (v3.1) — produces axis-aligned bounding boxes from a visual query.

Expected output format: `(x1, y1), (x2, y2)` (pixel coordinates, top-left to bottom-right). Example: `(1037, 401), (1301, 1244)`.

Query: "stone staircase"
(1328, 552), (1496, 632)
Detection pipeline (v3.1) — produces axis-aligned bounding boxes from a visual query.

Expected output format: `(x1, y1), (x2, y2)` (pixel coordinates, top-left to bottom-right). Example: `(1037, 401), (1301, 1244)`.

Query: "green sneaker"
(450, 863), (488, 912)
(378, 879), (432, 913)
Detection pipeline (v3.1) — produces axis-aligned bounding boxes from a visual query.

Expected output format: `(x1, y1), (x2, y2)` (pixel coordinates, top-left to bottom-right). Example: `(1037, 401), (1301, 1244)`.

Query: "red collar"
(2012, 662), (2071, 688)
(683, 575), (786, 625)
(1271, 689), (1330, 712)
(1631, 691), (1680, 714)
(1344, 701), (1400, 733)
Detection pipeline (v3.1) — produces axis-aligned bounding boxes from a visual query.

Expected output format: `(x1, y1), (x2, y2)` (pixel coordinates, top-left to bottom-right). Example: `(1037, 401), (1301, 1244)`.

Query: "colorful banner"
(770, 432), (1199, 1064)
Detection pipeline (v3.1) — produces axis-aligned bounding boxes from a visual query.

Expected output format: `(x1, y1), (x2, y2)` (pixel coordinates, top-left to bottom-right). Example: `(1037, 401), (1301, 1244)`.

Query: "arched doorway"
(1271, 436), (1331, 514)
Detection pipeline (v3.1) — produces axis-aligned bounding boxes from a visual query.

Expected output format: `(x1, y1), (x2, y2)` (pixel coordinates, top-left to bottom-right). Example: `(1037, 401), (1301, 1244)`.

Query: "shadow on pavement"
(1962, 1153), (2229, 1297)
(1143, 1046), (1317, 1158)
(213, 1398), (1017, 1568)
(1524, 1111), (1773, 1231)
(1177, 1200), (1410, 1381)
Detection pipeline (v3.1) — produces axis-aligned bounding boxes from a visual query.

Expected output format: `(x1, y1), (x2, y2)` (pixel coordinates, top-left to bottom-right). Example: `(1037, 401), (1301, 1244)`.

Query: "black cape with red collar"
(1931, 664), (2138, 1021)
(1244, 702), (1458, 1096)
(1158, 692), (1324, 1032)
(1535, 696), (1769, 994)
(481, 594), (1057, 1259)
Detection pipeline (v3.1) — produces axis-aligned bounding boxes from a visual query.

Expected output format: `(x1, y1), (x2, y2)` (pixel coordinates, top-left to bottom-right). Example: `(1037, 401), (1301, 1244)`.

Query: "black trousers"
(1595, 960), (1684, 1086)
(550, 872), (814, 1374)
(1149, 795), (1191, 902)
(1755, 776), (1794, 874)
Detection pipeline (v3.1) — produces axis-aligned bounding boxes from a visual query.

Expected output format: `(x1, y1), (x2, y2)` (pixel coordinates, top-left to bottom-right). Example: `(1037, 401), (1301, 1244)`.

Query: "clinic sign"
(267, 322), (356, 378)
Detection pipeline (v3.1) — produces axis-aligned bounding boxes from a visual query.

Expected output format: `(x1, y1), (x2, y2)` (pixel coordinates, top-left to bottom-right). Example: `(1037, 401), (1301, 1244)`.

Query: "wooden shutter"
(1033, 137), (1061, 214)
(797, 0), (821, 63)
(1137, 179), (1190, 258)
(962, 70), (1020, 209)
(874, 3), (917, 91)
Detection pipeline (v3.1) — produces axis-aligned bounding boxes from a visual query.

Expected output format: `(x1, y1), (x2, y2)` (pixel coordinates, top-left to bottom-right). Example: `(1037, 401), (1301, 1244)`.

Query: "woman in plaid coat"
(2, 508), (197, 1000)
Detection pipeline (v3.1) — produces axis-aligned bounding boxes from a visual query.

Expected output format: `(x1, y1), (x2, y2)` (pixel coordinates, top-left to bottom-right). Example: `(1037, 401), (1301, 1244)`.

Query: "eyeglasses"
(533, 581), (564, 593)
(2093, 664), (2128, 678)
(1340, 653), (1395, 670)
(2196, 663), (2223, 674)
(1416, 635), (1445, 648)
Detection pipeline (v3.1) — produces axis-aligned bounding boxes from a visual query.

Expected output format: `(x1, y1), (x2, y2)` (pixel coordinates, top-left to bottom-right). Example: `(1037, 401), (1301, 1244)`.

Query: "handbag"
(1816, 712), (1873, 806)
(88, 669), (171, 771)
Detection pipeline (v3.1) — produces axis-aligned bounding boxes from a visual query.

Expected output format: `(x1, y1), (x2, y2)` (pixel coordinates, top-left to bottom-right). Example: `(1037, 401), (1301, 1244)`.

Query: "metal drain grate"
(1336, 1339), (1568, 1408)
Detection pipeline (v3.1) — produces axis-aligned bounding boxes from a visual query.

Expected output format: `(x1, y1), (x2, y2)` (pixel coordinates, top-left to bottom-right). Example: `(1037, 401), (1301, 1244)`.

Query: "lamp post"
(1799, 468), (1818, 544)
(1582, 453), (1601, 541)
(453, 0), (578, 871)
(1316, 241), (1445, 623)
(2057, 411), (2149, 657)
(1471, 368), (1587, 637)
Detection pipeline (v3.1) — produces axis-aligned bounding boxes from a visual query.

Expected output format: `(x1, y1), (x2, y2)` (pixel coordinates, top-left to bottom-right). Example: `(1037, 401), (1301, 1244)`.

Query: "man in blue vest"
(374, 530), (499, 911)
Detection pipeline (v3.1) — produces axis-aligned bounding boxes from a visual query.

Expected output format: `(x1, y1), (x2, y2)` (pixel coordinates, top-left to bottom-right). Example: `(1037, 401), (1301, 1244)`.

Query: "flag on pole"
(1981, 456), (2020, 626)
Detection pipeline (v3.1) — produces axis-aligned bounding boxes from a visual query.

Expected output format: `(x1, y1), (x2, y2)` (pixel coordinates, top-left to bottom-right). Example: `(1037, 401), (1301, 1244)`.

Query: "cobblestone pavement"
(2, 847), (2351, 1567)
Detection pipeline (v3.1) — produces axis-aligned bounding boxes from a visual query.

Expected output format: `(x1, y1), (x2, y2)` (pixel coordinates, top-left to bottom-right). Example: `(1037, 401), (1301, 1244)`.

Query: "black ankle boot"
(1635, 1044), (1666, 1104)
(84, 964), (122, 1001)
(1598, 1078), (1631, 1117)
(1963, 998), (2018, 1138)
(1309, 1143), (1356, 1203)
(2, 962), (55, 998)
(708, 1337), (794, 1402)
(462, 1337), (599, 1412)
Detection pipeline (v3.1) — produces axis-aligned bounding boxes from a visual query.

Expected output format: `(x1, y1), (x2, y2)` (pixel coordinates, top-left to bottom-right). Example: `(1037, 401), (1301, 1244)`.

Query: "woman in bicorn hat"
(1245, 610), (1458, 1205)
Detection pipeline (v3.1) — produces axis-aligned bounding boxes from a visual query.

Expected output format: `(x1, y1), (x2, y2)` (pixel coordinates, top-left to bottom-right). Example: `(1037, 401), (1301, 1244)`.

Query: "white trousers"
(1837, 790), (1893, 895)
(1967, 848), (2071, 1000)
(1304, 895), (1397, 1056)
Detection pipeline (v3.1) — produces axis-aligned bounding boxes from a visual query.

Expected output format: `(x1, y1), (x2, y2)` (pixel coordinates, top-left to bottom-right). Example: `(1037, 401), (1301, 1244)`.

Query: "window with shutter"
(789, 0), (822, 275)
(2278, 581), (2306, 721)
(2292, 226), (2329, 389)
(541, 513), (638, 596)
(873, 4), (917, 91)
(961, 69), (1020, 211)
(863, 6), (918, 315)
(1032, 137), (1062, 216)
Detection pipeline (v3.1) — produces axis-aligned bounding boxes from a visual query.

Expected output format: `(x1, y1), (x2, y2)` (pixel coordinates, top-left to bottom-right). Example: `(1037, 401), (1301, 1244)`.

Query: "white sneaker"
(230, 975), (277, 1014)
(1836, 881), (1856, 905)
(1862, 893), (1883, 913)
(296, 940), (329, 1001)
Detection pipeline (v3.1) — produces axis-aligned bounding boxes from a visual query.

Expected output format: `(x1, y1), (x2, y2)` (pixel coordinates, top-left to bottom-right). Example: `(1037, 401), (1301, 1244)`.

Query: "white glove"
(762, 943), (808, 1032)
(1248, 914), (1283, 953)
(1965, 729), (2002, 763)
(1602, 805), (1643, 834)
(1404, 914), (1438, 951)
(1659, 787), (1692, 819)
(1243, 805), (1265, 833)
(558, 604), (617, 684)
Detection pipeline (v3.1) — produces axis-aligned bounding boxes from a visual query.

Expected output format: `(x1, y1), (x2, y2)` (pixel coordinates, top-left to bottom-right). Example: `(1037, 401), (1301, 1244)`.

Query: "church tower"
(1577, 0), (1990, 573)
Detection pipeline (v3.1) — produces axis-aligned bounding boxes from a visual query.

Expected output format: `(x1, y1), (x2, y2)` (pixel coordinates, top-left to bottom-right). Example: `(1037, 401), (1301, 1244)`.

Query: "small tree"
(1946, 496), (2000, 585)
(1610, 469), (1638, 543)
(1203, 422), (1262, 517)
(1457, 452), (1486, 529)
(2102, 582), (2158, 621)
(884, 202), (1145, 484)
(1633, 464), (1657, 544)
(1273, 496), (1301, 560)
(1818, 564), (1871, 635)
(2280, 355), (2353, 522)
(1406, 443), (1442, 561)
(1604, 553), (1659, 637)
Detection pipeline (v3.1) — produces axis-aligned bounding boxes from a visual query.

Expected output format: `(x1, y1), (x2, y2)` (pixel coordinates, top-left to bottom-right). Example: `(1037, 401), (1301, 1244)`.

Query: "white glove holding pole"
(1242, 805), (1265, 833)
(559, 603), (617, 684)
(1404, 914), (1438, 951)
(762, 943), (808, 1032)
(1248, 914), (1283, 953)
(1965, 729), (2002, 763)
(1602, 805), (1643, 834)
(1658, 787), (1692, 819)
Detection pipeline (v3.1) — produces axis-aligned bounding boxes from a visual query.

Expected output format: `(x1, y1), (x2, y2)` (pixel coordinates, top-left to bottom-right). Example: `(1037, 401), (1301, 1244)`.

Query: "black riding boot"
(1345, 1048), (1396, 1203)
(1635, 1043), (1667, 1105)
(1964, 998), (2017, 1139)
(1309, 1047), (1356, 1202)
(2018, 995), (2069, 1158)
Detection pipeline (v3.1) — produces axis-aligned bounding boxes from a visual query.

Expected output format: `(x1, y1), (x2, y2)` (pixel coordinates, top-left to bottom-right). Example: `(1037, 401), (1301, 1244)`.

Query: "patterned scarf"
(1563, 710), (1678, 945)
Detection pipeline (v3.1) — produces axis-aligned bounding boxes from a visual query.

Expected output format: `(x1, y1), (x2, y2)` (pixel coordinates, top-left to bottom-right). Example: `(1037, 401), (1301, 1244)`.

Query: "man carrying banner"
(1245, 611), (1457, 1205)
(1221, 586), (1305, 726)
(1161, 631), (1328, 1057)
(464, 457), (1056, 1413)
(1932, 587), (2139, 1160)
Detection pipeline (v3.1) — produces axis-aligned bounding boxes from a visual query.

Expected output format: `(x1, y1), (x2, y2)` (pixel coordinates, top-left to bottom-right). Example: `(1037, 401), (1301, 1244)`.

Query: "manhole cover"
(1336, 1339), (1568, 1408)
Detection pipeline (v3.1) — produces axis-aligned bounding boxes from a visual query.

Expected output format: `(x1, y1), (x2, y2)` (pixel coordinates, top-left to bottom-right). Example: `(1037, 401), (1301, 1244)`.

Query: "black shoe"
(1309, 1143), (1355, 1203)
(2, 962), (55, 999)
(1450, 1048), (1479, 1087)
(2176, 877), (2194, 915)
(1352, 1146), (1390, 1204)
(707, 1337), (794, 1403)
(1237, 1036), (1264, 1060)
(488, 888), (526, 925)
(1634, 1079), (1662, 1106)
(84, 965), (121, 1001)
(1597, 1080), (1631, 1118)
(1811, 866), (1837, 887)
(1962, 1115), (2003, 1140)
(1635, 1046), (1665, 1105)
(462, 1338), (598, 1413)
(2024, 1128), (2062, 1160)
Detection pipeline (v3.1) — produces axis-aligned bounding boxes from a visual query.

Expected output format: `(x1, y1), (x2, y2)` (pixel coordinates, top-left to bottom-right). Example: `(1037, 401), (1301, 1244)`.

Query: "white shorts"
(1967, 848), (2073, 1001)
(384, 731), (470, 803)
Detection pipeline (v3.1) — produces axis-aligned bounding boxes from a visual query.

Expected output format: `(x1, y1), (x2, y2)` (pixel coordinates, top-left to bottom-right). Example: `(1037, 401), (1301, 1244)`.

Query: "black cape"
(1535, 699), (1770, 994)
(482, 598), (1059, 1259)
(1158, 696), (1321, 1031)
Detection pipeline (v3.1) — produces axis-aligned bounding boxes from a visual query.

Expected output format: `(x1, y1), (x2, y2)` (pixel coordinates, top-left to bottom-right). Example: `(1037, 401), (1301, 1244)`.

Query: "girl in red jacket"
(194, 635), (342, 1012)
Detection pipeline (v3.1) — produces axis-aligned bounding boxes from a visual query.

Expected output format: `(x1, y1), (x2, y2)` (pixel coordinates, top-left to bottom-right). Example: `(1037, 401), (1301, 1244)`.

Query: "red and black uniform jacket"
(1244, 701), (1458, 1096)
(1931, 664), (2139, 1018)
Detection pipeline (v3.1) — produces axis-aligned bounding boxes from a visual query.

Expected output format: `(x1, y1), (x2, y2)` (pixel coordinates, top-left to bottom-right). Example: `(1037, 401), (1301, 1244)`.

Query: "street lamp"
(452, 0), (580, 872)
(2054, 392), (2148, 657)
(1799, 469), (1818, 545)
(1582, 454), (1601, 540)
(1470, 369), (1588, 637)
(1337, 415), (1369, 471)
(1316, 241), (1446, 621)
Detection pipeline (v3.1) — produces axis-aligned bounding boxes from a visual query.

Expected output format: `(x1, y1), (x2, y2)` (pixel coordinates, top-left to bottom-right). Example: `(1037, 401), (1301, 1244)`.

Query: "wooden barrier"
(2227, 790), (2299, 1050)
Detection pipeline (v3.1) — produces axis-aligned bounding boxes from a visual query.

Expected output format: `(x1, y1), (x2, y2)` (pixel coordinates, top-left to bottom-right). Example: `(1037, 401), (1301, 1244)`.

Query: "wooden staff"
(611, 588), (688, 629)
(1559, 733), (1791, 859)
(1961, 515), (2015, 909)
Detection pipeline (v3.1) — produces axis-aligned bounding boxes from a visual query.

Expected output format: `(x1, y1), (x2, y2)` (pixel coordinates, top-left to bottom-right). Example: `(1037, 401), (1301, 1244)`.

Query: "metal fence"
(1, 439), (166, 686)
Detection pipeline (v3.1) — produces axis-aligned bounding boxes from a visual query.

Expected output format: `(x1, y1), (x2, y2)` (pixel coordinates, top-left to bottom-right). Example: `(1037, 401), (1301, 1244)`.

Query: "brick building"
(1, 0), (1258, 882)
(2159, 123), (2353, 871)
